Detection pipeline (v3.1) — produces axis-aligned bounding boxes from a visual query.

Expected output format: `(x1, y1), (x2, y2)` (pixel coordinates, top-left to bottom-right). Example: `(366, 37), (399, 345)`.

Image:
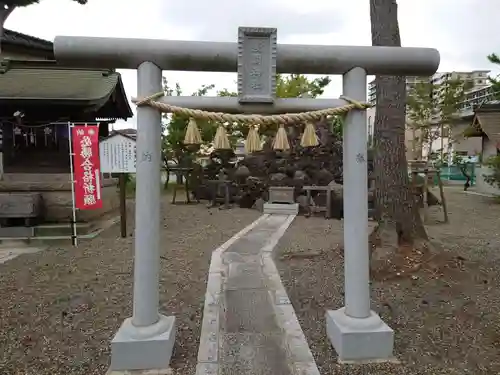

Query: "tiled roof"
(110, 129), (136, 138)
(472, 112), (500, 144)
(0, 59), (133, 119)
(0, 59), (119, 101)
(2, 29), (53, 52)
(106, 130), (136, 141)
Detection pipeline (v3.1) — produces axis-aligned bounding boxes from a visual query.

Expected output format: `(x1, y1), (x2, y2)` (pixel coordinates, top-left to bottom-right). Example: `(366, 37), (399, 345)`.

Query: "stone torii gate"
(53, 27), (439, 370)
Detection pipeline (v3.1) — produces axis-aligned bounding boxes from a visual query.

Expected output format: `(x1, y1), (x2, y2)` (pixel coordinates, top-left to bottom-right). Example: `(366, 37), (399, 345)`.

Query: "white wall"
(475, 137), (500, 196)
(421, 136), (451, 159)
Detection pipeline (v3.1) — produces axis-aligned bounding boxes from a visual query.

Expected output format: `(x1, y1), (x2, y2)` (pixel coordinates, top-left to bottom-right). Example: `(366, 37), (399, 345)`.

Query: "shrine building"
(0, 29), (133, 237)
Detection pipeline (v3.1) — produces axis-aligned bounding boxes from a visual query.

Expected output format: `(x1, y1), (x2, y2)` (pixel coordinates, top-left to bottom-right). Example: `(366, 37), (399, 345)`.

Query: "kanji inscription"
(237, 27), (277, 103)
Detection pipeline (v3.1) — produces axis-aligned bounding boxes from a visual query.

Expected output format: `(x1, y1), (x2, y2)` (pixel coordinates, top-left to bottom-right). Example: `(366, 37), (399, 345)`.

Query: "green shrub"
(483, 155), (500, 189)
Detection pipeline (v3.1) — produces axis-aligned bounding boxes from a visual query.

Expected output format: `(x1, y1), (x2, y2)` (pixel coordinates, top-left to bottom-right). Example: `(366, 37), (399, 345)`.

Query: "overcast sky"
(6, 0), (500, 129)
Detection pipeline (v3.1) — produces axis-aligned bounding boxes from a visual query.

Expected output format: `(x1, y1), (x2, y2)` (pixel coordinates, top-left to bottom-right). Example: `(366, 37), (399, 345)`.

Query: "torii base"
(109, 315), (176, 371)
(325, 307), (396, 363)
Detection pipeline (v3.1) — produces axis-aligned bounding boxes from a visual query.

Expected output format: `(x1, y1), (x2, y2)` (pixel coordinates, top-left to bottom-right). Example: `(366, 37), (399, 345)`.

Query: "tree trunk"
(440, 124), (444, 160)
(427, 132), (433, 160)
(0, 5), (13, 182)
(0, 5), (15, 54)
(369, 0), (430, 278)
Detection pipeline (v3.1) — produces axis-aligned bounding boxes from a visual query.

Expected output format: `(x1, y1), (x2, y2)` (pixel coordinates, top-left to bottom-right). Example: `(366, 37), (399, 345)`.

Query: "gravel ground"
(276, 187), (500, 375)
(0, 199), (260, 375)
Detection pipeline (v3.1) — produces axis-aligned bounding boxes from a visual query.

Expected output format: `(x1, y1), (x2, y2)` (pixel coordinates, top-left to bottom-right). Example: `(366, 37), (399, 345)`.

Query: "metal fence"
(437, 164), (476, 185)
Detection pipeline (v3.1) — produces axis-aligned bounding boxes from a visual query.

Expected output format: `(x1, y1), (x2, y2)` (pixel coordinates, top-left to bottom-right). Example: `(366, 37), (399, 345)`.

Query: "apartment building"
(447, 84), (496, 161)
(459, 85), (496, 114)
(367, 75), (430, 106)
(431, 70), (489, 89)
(368, 75), (432, 160)
(368, 71), (490, 105)
(367, 71), (492, 161)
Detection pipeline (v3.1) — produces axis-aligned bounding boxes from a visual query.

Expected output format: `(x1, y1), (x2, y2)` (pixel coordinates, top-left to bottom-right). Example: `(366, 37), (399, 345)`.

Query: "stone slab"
(110, 316), (176, 371)
(220, 333), (290, 375)
(197, 211), (317, 375)
(0, 244), (46, 264)
(231, 239), (268, 255)
(274, 304), (315, 363)
(226, 263), (265, 290)
(290, 363), (321, 375)
(243, 229), (278, 242)
(222, 252), (262, 266)
(325, 308), (395, 362)
(224, 289), (278, 333)
(260, 213), (292, 227)
(197, 304), (219, 363)
(250, 220), (287, 234)
(0, 226), (35, 238)
(263, 203), (299, 215)
(107, 369), (173, 375)
(227, 237), (267, 255)
(195, 363), (218, 375)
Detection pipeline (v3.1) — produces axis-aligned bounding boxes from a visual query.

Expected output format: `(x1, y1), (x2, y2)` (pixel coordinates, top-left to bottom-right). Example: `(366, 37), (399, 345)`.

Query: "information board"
(100, 134), (137, 173)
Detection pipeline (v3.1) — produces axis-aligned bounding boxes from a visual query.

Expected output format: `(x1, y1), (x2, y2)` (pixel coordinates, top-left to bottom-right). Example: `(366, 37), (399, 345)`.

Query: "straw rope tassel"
(184, 118), (202, 145)
(213, 125), (231, 149)
(245, 125), (262, 153)
(300, 122), (319, 147)
(273, 124), (290, 150)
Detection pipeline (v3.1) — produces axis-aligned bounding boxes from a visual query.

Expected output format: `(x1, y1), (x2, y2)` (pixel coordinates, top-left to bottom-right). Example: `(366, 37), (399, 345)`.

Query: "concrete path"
(0, 241), (46, 264)
(197, 213), (320, 375)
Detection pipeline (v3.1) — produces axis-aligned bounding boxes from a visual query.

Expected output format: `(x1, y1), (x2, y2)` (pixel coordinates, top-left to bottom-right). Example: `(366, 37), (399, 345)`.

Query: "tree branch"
(0, 5), (16, 25)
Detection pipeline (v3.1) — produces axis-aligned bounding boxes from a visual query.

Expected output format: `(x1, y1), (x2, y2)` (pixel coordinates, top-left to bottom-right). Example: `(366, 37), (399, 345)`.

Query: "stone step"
(263, 203), (299, 215)
(2, 173), (71, 182)
(34, 222), (94, 237)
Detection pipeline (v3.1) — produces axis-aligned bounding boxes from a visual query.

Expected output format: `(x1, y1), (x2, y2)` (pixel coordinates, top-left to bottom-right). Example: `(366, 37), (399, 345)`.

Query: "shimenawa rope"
(133, 92), (371, 125)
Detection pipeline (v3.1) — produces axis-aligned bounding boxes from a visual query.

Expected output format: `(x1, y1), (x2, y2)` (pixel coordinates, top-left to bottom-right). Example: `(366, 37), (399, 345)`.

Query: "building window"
(441, 127), (450, 138)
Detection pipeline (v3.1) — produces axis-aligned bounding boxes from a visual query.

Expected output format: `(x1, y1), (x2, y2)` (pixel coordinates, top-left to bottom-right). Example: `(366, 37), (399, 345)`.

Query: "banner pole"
(68, 122), (78, 247)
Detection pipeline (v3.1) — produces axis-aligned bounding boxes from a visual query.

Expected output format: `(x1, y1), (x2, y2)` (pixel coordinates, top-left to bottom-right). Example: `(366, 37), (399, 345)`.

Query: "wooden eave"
(470, 112), (500, 145)
(0, 59), (133, 120)
(463, 101), (500, 140)
(1, 29), (53, 53)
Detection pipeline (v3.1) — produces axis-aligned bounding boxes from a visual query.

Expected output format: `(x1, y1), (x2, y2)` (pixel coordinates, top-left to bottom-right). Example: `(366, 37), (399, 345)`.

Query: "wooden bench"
(410, 168), (448, 223)
(302, 182), (336, 218)
(303, 179), (375, 219)
(207, 177), (232, 209)
(169, 166), (199, 204)
(0, 193), (43, 236)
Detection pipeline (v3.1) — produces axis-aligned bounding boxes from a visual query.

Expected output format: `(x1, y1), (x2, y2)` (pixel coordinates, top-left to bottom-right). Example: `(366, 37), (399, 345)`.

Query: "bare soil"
(0, 199), (260, 375)
(276, 187), (500, 375)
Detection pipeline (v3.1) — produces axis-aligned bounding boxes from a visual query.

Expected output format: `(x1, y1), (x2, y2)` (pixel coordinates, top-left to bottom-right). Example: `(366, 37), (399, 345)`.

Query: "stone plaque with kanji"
(237, 27), (277, 104)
